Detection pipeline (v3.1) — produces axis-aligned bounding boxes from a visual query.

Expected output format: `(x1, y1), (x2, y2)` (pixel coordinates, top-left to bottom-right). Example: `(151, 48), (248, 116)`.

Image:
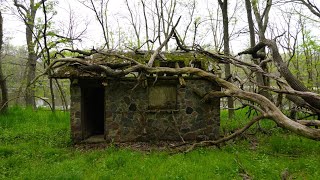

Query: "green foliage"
(1, 107), (320, 179)
(289, 30), (320, 90)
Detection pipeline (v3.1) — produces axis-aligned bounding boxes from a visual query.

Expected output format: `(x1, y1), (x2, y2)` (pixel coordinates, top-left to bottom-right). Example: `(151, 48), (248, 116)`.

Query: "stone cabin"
(52, 52), (221, 143)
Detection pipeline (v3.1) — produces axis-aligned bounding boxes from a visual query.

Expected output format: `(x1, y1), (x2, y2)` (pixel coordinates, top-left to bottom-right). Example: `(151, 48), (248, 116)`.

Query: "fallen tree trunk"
(239, 39), (320, 113)
(34, 56), (320, 141)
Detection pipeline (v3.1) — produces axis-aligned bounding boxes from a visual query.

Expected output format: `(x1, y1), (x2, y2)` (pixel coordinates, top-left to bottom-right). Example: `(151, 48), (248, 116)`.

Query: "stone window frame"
(147, 82), (178, 111)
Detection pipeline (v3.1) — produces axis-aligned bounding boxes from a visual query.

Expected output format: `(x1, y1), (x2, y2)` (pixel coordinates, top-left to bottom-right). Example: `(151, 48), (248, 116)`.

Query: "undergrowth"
(1, 107), (320, 179)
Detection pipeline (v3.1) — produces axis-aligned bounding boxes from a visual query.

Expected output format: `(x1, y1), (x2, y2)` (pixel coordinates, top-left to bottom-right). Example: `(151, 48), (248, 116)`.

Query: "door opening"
(81, 85), (105, 139)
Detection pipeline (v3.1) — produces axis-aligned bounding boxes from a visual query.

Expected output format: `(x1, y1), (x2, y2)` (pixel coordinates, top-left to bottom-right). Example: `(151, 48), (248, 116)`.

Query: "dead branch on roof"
(147, 17), (181, 67)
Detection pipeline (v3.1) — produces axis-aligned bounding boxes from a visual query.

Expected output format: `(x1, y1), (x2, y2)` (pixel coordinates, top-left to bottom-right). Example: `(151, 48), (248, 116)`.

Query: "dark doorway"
(81, 84), (105, 138)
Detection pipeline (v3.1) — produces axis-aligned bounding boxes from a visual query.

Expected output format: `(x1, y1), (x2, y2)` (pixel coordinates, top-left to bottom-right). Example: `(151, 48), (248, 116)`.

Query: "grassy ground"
(1, 107), (320, 179)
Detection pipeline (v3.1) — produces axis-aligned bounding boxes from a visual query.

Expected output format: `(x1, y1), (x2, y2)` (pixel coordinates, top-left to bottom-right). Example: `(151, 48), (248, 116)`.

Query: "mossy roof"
(51, 51), (220, 78)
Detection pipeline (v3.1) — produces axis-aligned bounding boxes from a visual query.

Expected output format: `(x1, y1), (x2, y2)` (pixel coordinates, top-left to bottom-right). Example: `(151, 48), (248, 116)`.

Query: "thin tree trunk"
(218, 0), (234, 119)
(141, 0), (150, 51)
(49, 78), (55, 111)
(54, 79), (68, 111)
(250, 0), (272, 100)
(0, 11), (8, 112)
(245, 0), (255, 48)
(42, 0), (55, 111)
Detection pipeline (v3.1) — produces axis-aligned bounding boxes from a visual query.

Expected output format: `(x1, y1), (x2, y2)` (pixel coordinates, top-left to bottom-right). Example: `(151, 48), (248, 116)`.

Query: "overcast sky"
(2, 0), (246, 51)
(2, 0), (320, 54)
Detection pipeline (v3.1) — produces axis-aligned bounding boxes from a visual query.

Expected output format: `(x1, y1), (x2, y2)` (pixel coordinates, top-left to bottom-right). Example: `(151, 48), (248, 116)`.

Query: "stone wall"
(104, 77), (220, 142)
(69, 77), (220, 143)
(70, 80), (82, 142)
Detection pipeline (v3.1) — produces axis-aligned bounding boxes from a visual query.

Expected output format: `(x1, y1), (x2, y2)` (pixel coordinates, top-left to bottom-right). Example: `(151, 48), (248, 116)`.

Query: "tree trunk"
(22, 0), (38, 108)
(218, 0), (234, 119)
(25, 25), (37, 108)
(0, 11), (8, 112)
(250, 0), (272, 100)
(245, 0), (255, 47)
(49, 78), (55, 111)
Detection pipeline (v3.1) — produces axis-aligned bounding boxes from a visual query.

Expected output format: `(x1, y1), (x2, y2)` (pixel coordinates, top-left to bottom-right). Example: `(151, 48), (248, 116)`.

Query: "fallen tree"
(29, 22), (320, 150)
(33, 51), (320, 140)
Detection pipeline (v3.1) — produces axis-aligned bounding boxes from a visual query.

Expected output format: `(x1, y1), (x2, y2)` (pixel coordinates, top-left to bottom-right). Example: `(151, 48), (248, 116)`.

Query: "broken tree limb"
(185, 114), (268, 152)
(29, 58), (93, 86)
(173, 30), (191, 52)
(147, 16), (181, 67)
(250, 80), (320, 103)
(239, 38), (320, 112)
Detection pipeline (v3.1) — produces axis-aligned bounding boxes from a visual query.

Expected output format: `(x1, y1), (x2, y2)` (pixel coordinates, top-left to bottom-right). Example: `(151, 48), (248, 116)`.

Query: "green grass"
(1, 107), (320, 179)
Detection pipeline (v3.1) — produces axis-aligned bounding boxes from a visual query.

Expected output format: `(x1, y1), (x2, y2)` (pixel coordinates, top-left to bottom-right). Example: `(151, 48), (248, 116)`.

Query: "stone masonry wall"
(104, 77), (220, 142)
(70, 80), (82, 143)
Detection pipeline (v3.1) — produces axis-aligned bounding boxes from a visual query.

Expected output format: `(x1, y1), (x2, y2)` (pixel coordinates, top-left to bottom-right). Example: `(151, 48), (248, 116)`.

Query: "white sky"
(3, 0), (245, 51)
(2, 0), (320, 54)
